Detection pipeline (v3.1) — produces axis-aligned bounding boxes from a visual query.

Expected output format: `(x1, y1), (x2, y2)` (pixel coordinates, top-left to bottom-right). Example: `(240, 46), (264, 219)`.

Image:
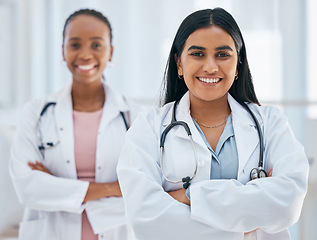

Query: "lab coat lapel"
(162, 92), (209, 152)
(228, 95), (261, 177)
(54, 82), (77, 178)
(98, 84), (129, 134)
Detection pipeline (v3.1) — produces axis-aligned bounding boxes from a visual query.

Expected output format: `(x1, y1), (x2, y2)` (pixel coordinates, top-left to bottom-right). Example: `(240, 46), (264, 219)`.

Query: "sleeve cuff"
(186, 186), (191, 200)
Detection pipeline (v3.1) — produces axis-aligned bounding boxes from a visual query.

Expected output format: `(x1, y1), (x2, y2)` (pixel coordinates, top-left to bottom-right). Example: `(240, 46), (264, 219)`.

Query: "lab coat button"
(98, 166), (101, 170)
(66, 160), (70, 164)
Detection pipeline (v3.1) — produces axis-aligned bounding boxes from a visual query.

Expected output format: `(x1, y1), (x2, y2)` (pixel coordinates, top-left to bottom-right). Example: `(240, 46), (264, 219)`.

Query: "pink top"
(73, 109), (103, 240)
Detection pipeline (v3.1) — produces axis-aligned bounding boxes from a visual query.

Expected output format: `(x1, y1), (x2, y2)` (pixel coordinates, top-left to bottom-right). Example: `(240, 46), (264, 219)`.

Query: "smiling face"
(62, 15), (113, 84)
(177, 25), (238, 105)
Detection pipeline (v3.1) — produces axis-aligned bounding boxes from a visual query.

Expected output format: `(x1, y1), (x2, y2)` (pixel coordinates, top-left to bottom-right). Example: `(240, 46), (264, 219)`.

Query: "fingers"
(267, 168), (273, 177)
(245, 228), (258, 234)
(28, 161), (52, 174)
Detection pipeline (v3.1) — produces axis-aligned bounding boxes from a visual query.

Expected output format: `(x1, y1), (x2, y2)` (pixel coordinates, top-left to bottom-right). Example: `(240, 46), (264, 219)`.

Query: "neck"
(189, 94), (231, 123)
(71, 80), (105, 112)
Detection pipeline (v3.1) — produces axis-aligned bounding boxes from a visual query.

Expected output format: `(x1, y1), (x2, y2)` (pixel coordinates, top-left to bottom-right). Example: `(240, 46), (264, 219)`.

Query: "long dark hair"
(62, 9), (112, 45)
(161, 8), (259, 106)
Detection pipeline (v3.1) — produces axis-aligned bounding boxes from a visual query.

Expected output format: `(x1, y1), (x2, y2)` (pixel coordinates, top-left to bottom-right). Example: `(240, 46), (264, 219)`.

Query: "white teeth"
(78, 65), (94, 70)
(198, 77), (220, 83)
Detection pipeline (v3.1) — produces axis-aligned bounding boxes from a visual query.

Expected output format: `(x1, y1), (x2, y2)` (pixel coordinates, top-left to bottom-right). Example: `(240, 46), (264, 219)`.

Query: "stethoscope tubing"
(36, 102), (129, 156)
(239, 102), (264, 168)
(159, 99), (266, 187)
(160, 134), (198, 184)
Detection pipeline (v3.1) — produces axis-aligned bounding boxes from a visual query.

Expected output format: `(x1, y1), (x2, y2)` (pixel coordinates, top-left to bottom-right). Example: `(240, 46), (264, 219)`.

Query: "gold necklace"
(193, 115), (229, 128)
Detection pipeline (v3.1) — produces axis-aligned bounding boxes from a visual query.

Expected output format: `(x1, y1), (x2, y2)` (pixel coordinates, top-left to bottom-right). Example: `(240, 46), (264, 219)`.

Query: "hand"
(83, 181), (122, 203)
(28, 161), (52, 175)
(168, 188), (190, 206)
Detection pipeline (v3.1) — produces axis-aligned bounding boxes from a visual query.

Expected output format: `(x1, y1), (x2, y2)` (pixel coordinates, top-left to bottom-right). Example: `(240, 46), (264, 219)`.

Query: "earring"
(235, 73), (238, 80)
(108, 61), (114, 68)
(178, 74), (183, 79)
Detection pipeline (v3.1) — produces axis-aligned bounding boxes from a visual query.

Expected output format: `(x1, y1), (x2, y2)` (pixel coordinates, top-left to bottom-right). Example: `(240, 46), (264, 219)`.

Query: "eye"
(216, 52), (230, 58)
(70, 43), (80, 49)
(92, 42), (102, 49)
(190, 52), (204, 57)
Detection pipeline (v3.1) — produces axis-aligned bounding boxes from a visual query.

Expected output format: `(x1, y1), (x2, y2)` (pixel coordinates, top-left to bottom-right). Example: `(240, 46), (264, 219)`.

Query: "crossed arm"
(28, 161), (122, 203)
(168, 168), (273, 206)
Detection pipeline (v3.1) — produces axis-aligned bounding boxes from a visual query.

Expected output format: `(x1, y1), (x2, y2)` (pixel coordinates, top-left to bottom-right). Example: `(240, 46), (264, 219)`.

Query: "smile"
(77, 64), (96, 71)
(197, 77), (221, 83)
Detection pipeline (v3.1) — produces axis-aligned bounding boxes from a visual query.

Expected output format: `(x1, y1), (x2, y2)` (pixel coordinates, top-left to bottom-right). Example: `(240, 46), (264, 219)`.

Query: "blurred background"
(0, 0), (316, 239)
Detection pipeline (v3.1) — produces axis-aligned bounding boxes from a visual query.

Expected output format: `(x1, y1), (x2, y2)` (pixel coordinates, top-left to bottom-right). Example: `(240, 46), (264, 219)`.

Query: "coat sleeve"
(189, 106), (309, 233)
(116, 110), (243, 240)
(9, 101), (89, 213)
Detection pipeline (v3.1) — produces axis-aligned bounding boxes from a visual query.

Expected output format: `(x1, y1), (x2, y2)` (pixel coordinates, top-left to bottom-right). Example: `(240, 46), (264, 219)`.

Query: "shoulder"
(248, 103), (287, 126)
(20, 83), (70, 122)
(104, 84), (141, 116)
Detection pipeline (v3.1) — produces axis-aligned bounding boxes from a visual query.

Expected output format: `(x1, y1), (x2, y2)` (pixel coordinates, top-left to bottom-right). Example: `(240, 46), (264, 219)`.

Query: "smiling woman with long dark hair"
(117, 8), (309, 240)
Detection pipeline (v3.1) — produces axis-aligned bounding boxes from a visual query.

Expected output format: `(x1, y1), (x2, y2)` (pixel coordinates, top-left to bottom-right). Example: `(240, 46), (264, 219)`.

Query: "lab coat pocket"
(19, 218), (49, 240)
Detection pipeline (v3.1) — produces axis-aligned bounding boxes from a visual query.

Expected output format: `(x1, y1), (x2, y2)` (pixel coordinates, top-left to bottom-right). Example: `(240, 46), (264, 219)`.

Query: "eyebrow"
(188, 45), (205, 51)
(215, 45), (234, 51)
(187, 45), (234, 51)
(68, 37), (104, 41)
(90, 37), (104, 40)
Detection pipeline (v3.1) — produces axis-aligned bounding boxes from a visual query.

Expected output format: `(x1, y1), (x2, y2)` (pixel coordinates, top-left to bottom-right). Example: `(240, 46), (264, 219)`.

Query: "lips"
(77, 64), (96, 71)
(197, 77), (221, 83)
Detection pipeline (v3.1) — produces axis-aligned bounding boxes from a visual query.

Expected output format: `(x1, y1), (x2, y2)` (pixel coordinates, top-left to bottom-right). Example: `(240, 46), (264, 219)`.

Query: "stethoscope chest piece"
(250, 167), (267, 180)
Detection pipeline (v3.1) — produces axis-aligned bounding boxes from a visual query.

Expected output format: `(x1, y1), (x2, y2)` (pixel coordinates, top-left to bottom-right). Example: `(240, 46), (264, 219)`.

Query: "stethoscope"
(159, 100), (267, 189)
(36, 102), (129, 158)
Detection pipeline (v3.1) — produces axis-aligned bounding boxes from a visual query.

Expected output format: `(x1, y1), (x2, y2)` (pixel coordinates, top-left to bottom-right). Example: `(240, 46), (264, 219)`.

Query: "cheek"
(100, 49), (111, 61)
(63, 50), (75, 62)
(222, 61), (238, 76)
(182, 60), (199, 75)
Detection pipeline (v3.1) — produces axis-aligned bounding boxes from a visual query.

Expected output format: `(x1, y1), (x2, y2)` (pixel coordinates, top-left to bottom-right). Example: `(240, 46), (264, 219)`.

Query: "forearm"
(168, 188), (190, 205)
(83, 181), (122, 203)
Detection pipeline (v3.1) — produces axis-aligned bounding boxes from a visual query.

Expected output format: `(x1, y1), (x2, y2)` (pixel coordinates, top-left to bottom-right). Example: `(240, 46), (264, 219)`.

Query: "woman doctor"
(10, 9), (138, 240)
(117, 8), (309, 240)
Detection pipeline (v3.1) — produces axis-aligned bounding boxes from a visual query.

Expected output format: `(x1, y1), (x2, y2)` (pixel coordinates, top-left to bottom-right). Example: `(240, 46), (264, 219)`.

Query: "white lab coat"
(117, 92), (309, 240)
(10, 82), (139, 240)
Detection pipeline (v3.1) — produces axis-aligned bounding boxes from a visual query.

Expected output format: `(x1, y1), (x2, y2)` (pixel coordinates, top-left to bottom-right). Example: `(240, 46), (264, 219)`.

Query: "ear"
(108, 45), (114, 62)
(62, 45), (66, 61)
(235, 70), (238, 80)
(174, 53), (183, 76)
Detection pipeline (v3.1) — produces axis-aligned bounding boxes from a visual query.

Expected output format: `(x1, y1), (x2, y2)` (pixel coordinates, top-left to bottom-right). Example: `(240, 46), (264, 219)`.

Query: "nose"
(202, 56), (218, 73)
(78, 47), (92, 61)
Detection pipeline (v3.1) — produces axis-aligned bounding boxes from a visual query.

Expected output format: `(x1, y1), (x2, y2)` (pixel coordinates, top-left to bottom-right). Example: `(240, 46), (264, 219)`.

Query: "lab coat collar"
(162, 92), (262, 177)
(53, 81), (130, 132)
(51, 81), (130, 177)
(53, 82), (76, 177)
(228, 94), (262, 177)
(98, 83), (130, 133)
